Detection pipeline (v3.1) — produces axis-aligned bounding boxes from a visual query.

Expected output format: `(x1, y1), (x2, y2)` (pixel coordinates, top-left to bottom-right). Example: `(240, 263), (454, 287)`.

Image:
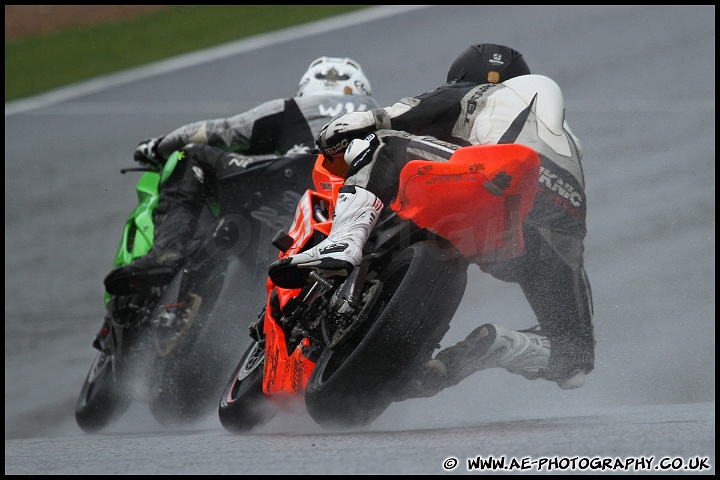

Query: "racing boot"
(396, 323), (552, 400)
(268, 184), (383, 289)
(103, 207), (199, 296)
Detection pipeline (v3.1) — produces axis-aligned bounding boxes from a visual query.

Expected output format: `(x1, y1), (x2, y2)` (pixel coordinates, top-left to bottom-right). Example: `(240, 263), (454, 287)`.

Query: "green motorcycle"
(75, 151), (316, 433)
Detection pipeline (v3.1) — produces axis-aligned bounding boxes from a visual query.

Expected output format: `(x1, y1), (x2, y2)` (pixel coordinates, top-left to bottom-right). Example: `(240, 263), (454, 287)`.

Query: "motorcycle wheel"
(218, 340), (279, 434)
(147, 264), (231, 426)
(305, 240), (468, 429)
(75, 348), (133, 433)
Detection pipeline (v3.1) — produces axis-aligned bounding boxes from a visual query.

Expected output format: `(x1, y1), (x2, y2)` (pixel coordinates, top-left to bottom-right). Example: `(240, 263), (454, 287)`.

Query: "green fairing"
(104, 151), (181, 307)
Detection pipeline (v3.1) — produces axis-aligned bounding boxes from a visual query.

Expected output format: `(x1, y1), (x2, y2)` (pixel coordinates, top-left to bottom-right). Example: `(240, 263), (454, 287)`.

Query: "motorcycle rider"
(268, 43), (595, 395)
(103, 56), (378, 296)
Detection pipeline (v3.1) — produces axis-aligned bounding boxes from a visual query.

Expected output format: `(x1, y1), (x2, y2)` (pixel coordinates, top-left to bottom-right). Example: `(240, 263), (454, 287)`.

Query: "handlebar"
(120, 167), (156, 174)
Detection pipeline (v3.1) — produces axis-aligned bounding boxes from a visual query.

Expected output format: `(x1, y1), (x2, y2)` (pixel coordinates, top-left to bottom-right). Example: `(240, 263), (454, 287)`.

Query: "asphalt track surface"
(5, 5), (715, 475)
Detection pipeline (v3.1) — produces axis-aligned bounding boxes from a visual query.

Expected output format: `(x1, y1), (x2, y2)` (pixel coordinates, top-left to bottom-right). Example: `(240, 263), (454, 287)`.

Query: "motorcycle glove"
(133, 136), (165, 171)
(316, 111), (379, 158)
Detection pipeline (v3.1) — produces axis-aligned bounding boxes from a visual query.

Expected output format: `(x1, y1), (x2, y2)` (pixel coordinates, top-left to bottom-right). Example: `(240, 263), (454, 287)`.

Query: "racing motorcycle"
(218, 143), (541, 433)
(75, 150), (316, 433)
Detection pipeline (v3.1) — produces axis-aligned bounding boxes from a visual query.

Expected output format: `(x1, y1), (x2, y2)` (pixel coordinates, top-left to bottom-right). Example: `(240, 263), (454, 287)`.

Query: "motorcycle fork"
(330, 258), (371, 315)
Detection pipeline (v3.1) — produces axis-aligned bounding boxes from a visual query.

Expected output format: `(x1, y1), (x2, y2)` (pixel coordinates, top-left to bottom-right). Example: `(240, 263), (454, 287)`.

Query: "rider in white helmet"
(103, 56), (377, 298)
(297, 56), (372, 97)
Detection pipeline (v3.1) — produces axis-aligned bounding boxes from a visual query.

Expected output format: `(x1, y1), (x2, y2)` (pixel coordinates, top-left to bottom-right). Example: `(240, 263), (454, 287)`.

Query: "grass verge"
(5, 5), (372, 103)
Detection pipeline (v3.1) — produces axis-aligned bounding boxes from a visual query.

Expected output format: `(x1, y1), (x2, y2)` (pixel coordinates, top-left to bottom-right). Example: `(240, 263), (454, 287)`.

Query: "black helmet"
(446, 43), (530, 84)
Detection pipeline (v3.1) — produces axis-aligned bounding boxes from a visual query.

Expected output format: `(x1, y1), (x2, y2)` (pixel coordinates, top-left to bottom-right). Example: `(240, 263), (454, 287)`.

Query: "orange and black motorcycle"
(218, 143), (541, 433)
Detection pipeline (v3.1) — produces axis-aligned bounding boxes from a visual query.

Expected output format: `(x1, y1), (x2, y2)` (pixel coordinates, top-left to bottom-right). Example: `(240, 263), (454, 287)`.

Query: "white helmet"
(296, 56), (372, 97)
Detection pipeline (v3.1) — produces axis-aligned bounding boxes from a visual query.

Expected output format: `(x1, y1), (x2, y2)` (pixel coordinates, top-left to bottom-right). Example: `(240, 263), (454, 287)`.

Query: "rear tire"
(218, 341), (279, 434)
(305, 241), (467, 429)
(147, 262), (240, 426)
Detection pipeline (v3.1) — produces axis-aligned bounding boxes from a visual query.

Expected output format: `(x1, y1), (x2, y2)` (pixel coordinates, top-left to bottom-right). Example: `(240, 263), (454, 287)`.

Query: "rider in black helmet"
(270, 43), (595, 397)
(446, 43), (530, 84)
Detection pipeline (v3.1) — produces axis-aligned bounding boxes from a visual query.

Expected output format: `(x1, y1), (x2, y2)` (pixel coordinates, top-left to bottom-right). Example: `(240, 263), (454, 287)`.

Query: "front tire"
(75, 349), (133, 433)
(305, 240), (468, 429)
(218, 341), (279, 434)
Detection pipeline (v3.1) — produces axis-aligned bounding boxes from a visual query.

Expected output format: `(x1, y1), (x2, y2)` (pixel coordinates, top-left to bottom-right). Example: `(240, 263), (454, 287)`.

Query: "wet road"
(5, 5), (715, 475)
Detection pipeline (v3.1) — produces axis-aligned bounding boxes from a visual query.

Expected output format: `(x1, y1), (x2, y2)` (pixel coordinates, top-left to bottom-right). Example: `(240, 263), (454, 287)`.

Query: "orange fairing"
(260, 154), (346, 401)
(262, 192), (319, 399)
(276, 155), (347, 255)
(312, 154), (347, 217)
(262, 301), (315, 400)
(390, 144), (541, 262)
